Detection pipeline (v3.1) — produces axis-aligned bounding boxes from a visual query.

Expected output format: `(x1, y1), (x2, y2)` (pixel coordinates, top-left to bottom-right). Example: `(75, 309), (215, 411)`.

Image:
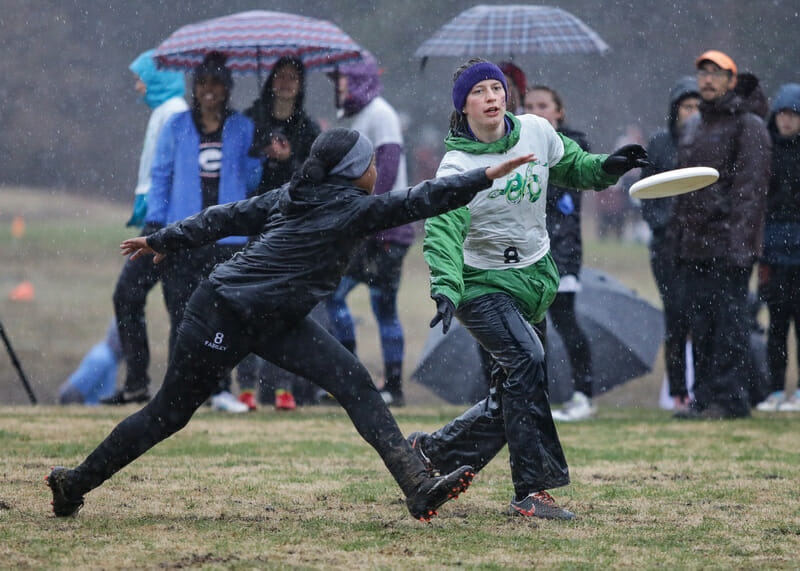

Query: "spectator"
(499, 61), (527, 115)
(46, 127), (534, 521)
(640, 76), (700, 410)
(59, 48), (188, 406)
(407, 58), (647, 520)
(669, 50), (771, 419)
(756, 83), (800, 412)
(324, 53), (412, 406)
(108, 51), (262, 413)
(236, 56), (322, 411)
(526, 84), (597, 421)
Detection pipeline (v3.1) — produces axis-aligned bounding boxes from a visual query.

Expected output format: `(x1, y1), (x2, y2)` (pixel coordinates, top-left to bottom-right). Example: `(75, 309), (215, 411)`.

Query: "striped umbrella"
(415, 4), (609, 63)
(154, 10), (363, 75)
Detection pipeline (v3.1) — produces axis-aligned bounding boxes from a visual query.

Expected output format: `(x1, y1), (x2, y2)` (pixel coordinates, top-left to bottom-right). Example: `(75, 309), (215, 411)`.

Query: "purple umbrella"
(415, 4), (609, 64)
(154, 10), (363, 75)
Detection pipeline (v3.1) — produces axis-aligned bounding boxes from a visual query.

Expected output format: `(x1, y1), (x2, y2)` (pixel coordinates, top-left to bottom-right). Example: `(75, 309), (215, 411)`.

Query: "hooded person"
(63, 50), (188, 407)
(757, 83), (800, 412)
(46, 127), (538, 522)
(405, 58), (649, 520)
(498, 61), (527, 115)
(244, 56), (321, 195)
(127, 49), (189, 227)
(324, 52), (413, 406)
(640, 77), (701, 407)
(239, 56), (322, 410)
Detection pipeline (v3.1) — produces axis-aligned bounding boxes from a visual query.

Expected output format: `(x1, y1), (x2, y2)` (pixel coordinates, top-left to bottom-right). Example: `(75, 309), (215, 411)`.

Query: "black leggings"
(765, 265), (800, 393)
(548, 291), (592, 397)
(72, 283), (427, 497)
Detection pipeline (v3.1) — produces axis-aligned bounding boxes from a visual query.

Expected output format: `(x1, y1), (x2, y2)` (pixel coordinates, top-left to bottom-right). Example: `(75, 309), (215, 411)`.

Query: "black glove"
(429, 294), (455, 334)
(602, 144), (651, 176)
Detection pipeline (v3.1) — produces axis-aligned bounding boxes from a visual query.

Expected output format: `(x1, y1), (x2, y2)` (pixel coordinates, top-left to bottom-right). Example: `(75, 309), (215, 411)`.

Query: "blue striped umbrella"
(415, 4), (609, 62)
(154, 10), (363, 75)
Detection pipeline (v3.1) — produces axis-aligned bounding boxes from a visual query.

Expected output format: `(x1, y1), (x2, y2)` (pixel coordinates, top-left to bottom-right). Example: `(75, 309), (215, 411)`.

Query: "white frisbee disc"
(629, 167), (719, 199)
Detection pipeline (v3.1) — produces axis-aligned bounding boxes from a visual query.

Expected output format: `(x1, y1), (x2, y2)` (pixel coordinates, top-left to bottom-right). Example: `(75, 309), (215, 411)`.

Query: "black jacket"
(546, 125), (590, 277)
(147, 169), (491, 326)
(244, 105), (321, 195)
(640, 76), (700, 254)
(765, 125), (800, 224)
(668, 92), (771, 267)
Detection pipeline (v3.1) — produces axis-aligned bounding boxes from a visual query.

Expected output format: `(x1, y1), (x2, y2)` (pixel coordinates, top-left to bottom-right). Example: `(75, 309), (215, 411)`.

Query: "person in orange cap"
(667, 50), (771, 419)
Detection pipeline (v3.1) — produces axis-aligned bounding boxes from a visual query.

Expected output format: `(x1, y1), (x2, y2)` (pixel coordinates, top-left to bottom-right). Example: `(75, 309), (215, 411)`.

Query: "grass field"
(2, 187), (799, 568)
(2, 405), (800, 568)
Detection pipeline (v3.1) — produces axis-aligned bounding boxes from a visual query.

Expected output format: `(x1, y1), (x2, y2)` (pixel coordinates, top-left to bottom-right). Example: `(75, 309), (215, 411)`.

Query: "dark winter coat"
(668, 91), (771, 267)
(762, 84), (800, 265)
(244, 104), (321, 195)
(546, 125), (590, 277)
(147, 169), (492, 327)
(640, 76), (699, 254)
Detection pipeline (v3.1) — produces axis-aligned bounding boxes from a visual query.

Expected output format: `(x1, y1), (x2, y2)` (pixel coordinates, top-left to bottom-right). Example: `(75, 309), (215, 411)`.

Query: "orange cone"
(9, 281), (35, 302)
(11, 215), (25, 239)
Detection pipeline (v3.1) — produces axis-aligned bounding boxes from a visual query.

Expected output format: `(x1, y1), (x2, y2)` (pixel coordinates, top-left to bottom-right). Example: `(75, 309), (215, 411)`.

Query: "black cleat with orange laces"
(406, 465), (474, 522)
(507, 491), (575, 520)
(45, 466), (84, 517)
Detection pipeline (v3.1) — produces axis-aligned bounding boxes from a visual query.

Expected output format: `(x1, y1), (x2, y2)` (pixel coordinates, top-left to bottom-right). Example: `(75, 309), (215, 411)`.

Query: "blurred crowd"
(55, 42), (799, 424)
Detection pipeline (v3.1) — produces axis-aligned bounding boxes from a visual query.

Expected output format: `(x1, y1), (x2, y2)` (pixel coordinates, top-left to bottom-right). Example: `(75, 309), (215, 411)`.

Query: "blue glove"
(126, 194), (147, 228)
(557, 193), (574, 215)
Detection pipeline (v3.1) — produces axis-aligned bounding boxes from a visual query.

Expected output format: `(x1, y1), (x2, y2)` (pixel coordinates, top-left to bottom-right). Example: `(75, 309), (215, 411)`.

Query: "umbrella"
(154, 10), (363, 76)
(414, 4), (609, 65)
(411, 267), (663, 405)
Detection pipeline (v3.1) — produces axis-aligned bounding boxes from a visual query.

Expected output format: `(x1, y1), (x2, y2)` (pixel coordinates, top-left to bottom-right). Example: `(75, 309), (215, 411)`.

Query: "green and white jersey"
(436, 114), (564, 270)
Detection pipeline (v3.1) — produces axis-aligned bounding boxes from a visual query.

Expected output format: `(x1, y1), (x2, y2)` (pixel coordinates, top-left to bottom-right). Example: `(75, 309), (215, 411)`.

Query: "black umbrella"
(411, 267), (663, 404)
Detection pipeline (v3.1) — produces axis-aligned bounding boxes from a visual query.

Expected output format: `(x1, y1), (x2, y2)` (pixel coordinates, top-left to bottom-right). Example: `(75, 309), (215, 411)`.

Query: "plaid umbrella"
(415, 4), (609, 62)
(154, 10), (363, 75)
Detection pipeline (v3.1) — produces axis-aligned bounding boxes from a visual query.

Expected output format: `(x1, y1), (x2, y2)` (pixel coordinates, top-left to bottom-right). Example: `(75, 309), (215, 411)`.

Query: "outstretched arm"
(121, 191), (282, 261)
(355, 153), (536, 236)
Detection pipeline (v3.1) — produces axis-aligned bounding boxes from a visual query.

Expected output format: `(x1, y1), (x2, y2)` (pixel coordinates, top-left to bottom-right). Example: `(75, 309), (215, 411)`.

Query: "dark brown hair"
(449, 57), (492, 133)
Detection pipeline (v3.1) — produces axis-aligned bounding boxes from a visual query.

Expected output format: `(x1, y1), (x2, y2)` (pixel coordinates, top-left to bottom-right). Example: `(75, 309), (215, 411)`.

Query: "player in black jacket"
(46, 128), (534, 522)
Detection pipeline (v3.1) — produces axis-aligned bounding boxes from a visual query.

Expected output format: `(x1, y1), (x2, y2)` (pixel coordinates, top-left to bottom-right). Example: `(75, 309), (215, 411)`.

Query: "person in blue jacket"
(104, 51), (261, 412)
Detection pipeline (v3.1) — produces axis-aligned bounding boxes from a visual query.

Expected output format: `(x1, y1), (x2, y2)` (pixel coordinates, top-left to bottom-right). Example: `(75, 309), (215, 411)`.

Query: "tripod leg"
(0, 320), (37, 404)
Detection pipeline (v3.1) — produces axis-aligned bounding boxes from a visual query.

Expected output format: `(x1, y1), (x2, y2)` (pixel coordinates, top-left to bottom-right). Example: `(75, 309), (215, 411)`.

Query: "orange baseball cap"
(696, 50), (737, 75)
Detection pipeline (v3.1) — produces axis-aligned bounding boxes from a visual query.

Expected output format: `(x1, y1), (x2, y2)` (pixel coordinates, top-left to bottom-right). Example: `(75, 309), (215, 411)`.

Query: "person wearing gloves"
(46, 127), (536, 522)
(406, 58), (649, 520)
(60, 49), (187, 406)
(104, 51), (262, 412)
(324, 53), (413, 406)
(757, 83), (800, 412)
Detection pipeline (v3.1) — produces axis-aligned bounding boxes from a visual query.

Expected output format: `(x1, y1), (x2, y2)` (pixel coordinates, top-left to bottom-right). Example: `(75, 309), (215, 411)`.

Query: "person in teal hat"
(59, 49), (187, 405)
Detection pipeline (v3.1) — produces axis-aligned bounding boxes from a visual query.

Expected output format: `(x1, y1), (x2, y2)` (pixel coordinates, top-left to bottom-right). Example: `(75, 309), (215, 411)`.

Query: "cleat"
(507, 491), (575, 520)
(406, 465), (474, 521)
(407, 431), (439, 476)
(46, 467), (84, 517)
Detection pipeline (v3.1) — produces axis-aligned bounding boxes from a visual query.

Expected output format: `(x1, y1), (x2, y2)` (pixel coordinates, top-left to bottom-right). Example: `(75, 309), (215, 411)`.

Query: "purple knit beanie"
(452, 62), (508, 112)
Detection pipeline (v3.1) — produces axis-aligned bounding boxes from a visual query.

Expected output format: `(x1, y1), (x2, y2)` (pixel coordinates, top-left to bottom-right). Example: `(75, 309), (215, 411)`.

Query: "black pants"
(548, 291), (593, 397)
(650, 247), (690, 398)
(113, 243), (240, 393)
(70, 283), (427, 498)
(421, 293), (569, 498)
(679, 260), (752, 416)
(765, 265), (800, 393)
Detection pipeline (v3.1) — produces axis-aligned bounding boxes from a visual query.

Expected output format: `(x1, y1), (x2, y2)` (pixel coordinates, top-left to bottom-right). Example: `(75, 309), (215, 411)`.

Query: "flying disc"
(629, 167), (719, 199)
